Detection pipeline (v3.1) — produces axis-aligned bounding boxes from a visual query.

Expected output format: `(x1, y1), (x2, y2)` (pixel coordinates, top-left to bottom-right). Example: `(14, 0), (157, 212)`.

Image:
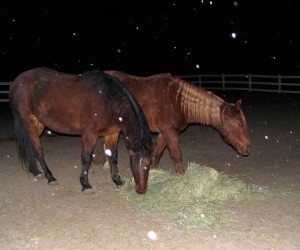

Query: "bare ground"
(0, 91), (299, 250)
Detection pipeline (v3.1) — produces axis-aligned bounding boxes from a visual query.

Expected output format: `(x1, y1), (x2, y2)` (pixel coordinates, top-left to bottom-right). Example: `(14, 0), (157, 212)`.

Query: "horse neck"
(115, 100), (151, 152)
(177, 82), (224, 129)
(113, 106), (140, 149)
(121, 97), (151, 152)
(122, 122), (151, 152)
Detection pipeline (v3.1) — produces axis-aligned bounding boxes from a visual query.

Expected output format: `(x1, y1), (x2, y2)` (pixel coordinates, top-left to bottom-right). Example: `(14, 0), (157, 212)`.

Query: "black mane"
(81, 70), (152, 151)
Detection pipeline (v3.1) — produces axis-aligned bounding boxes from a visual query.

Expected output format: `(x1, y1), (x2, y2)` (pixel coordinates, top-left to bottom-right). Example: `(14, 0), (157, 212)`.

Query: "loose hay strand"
(119, 162), (291, 230)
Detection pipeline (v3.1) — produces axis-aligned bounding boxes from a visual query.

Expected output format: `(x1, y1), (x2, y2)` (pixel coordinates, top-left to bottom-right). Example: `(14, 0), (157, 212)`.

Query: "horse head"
(220, 99), (251, 156)
(129, 148), (151, 194)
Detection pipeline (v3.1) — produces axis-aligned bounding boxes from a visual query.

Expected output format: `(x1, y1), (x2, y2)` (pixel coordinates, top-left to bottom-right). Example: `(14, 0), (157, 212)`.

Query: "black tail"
(12, 111), (38, 172)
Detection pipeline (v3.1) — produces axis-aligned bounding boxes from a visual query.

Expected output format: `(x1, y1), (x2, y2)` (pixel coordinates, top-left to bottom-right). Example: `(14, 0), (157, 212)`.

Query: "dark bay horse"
(9, 68), (152, 194)
(94, 71), (251, 174)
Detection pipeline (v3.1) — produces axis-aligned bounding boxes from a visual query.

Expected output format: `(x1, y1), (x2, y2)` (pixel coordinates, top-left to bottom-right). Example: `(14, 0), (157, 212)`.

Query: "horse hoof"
(113, 176), (124, 186)
(82, 187), (94, 194)
(112, 173), (124, 186)
(33, 173), (44, 180)
(48, 180), (59, 186)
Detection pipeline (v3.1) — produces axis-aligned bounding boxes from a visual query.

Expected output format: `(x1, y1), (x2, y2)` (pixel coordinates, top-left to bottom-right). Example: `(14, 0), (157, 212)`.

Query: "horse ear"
(235, 99), (242, 109)
(221, 103), (231, 120)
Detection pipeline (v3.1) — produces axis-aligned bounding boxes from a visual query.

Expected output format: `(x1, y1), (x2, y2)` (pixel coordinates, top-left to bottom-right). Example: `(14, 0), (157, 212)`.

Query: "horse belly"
(34, 104), (82, 135)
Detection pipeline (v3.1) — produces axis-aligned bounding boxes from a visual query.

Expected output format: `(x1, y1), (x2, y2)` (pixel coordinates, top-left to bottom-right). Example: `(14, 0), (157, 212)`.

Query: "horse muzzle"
(135, 185), (147, 194)
(238, 146), (251, 156)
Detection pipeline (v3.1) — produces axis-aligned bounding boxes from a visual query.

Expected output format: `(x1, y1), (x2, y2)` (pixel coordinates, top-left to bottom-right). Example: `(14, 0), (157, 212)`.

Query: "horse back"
(105, 70), (187, 131)
(9, 68), (118, 135)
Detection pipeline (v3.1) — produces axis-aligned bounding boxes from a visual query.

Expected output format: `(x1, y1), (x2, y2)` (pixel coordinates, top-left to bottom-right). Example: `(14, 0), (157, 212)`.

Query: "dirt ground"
(0, 91), (299, 250)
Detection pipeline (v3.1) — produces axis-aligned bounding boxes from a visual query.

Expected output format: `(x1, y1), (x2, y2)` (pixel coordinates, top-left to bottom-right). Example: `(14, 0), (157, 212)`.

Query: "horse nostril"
(136, 186), (147, 194)
(244, 147), (251, 156)
(238, 147), (251, 156)
(136, 189), (146, 194)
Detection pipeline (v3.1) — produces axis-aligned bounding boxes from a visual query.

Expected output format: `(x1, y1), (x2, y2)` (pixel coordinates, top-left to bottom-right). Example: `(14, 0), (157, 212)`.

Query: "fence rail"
(180, 74), (300, 94)
(1, 74), (300, 102)
(0, 81), (11, 102)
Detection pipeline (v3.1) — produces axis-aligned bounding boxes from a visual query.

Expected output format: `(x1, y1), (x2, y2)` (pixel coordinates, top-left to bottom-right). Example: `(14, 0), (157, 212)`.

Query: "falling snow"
(1, 2), (298, 77)
(105, 149), (112, 156)
(147, 231), (158, 240)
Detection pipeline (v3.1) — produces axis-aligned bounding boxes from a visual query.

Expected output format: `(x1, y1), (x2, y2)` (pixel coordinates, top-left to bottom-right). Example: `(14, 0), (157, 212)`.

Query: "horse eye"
(239, 122), (244, 127)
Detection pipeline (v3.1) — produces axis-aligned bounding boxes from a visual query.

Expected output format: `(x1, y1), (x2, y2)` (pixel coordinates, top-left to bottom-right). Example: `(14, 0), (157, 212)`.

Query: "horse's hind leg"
(28, 161), (42, 177)
(22, 115), (57, 182)
(80, 132), (98, 191)
(104, 133), (123, 186)
(28, 122), (46, 177)
(13, 111), (41, 177)
(36, 154), (57, 183)
(92, 137), (108, 166)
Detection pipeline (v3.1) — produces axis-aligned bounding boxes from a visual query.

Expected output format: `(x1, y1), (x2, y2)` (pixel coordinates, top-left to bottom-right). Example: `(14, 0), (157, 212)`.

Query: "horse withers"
(93, 71), (251, 174)
(9, 67), (152, 194)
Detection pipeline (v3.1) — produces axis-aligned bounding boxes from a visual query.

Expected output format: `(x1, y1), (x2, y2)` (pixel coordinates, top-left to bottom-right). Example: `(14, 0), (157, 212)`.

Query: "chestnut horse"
(93, 71), (251, 174)
(9, 68), (152, 194)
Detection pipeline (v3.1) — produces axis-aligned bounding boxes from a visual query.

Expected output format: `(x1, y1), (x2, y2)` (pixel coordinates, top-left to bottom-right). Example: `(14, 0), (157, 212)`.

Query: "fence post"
(278, 75), (281, 94)
(222, 74), (225, 91)
(198, 75), (201, 87)
(248, 74), (252, 92)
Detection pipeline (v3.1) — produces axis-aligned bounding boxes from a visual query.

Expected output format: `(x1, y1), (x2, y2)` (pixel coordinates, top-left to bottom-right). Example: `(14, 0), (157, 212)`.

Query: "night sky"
(1, 0), (300, 81)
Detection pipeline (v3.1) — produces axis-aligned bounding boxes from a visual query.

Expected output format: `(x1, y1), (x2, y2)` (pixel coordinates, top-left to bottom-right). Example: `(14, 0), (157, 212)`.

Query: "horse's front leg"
(80, 133), (98, 191)
(104, 133), (123, 186)
(163, 130), (185, 175)
(152, 133), (167, 169)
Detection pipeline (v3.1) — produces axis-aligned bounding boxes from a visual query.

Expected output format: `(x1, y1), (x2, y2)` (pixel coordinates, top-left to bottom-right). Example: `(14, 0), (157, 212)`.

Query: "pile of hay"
(119, 162), (270, 230)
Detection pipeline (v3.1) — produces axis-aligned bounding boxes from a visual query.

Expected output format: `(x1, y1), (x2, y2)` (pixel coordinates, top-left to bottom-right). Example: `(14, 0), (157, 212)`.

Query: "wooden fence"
(180, 74), (300, 94)
(1, 74), (300, 102)
(0, 81), (11, 103)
